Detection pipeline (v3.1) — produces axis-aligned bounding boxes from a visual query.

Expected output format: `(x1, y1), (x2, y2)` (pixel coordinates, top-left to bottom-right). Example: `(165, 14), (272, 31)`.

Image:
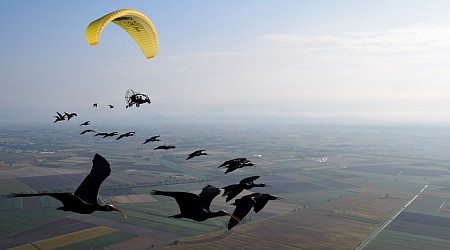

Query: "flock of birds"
(9, 153), (281, 230)
(152, 174), (283, 230)
(53, 112), (77, 123)
(53, 110), (176, 149)
(10, 102), (283, 231)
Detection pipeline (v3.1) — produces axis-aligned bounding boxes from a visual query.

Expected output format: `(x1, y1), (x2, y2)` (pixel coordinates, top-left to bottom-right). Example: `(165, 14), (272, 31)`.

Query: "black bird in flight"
(228, 193), (282, 230)
(94, 132), (118, 138)
(93, 103), (98, 107)
(186, 150), (207, 160)
(116, 131), (135, 140)
(152, 185), (239, 222)
(219, 158), (247, 168)
(80, 129), (96, 135)
(108, 104), (114, 108)
(223, 161), (252, 174)
(143, 135), (160, 144)
(10, 154), (127, 218)
(102, 132), (118, 138)
(222, 176), (270, 202)
(219, 158), (256, 174)
(80, 121), (90, 126)
(53, 112), (66, 123)
(154, 145), (176, 150)
(64, 112), (77, 120)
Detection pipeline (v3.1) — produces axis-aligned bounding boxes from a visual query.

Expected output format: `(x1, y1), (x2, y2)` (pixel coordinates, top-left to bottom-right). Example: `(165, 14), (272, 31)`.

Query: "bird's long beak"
(113, 207), (128, 219)
(226, 212), (240, 222)
(275, 197), (284, 200)
(265, 184), (272, 188)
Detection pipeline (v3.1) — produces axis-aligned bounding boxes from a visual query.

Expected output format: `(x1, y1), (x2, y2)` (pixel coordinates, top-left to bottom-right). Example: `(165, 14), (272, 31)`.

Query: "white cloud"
(261, 23), (450, 54)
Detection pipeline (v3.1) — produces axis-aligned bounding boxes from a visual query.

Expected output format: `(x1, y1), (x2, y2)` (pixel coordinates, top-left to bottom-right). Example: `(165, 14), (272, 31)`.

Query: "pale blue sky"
(2, 1), (450, 124)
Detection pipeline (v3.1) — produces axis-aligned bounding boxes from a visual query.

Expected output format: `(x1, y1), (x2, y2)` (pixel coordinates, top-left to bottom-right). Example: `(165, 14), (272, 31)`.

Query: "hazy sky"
(2, 1), (450, 125)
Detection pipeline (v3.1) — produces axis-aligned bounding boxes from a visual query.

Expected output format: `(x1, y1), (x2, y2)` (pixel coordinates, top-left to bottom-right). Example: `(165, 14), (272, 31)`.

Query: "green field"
(58, 231), (137, 250)
(366, 230), (450, 250)
(0, 208), (66, 239)
(0, 179), (33, 195)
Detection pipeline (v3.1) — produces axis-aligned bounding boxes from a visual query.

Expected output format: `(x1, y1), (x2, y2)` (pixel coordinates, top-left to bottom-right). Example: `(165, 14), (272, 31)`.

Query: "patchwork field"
(10, 226), (118, 250)
(3, 124), (450, 249)
(164, 208), (378, 249)
(1, 218), (96, 249)
(366, 218), (450, 250)
(0, 178), (33, 195)
(0, 166), (85, 179)
(388, 212), (450, 238)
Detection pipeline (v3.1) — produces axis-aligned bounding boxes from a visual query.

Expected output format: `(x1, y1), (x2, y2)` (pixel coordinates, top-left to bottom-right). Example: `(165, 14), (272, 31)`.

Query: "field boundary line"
(354, 184), (428, 250)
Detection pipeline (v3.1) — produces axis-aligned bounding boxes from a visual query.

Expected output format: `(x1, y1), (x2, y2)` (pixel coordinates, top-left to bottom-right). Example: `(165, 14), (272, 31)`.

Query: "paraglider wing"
(86, 9), (159, 59)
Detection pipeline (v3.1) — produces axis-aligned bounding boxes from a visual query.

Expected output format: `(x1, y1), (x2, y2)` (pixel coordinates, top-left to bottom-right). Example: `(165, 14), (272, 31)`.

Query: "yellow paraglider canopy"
(86, 9), (159, 59)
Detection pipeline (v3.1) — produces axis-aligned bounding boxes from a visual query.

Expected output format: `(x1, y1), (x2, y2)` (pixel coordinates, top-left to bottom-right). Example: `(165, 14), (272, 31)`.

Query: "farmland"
(2, 122), (450, 249)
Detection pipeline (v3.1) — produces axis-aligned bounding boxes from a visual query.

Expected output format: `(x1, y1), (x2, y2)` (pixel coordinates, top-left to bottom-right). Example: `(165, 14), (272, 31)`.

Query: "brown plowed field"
(0, 166), (84, 179)
(314, 193), (408, 219)
(108, 236), (174, 250)
(165, 209), (377, 249)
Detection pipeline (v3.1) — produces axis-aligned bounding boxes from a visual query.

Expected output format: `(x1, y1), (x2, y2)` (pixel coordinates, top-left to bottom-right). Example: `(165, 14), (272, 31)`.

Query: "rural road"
(354, 184), (428, 250)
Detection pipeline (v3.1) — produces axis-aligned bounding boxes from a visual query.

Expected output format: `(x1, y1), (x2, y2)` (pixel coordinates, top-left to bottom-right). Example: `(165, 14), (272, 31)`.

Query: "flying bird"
(102, 132), (118, 138)
(228, 193), (282, 230)
(93, 103), (98, 107)
(219, 158), (247, 168)
(143, 135), (160, 144)
(53, 112), (66, 123)
(94, 132), (118, 138)
(152, 185), (239, 222)
(9, 154), (127, 218)
(186, 150), (207, 160)
(80, 129), (96, 135)
(222, 176), (270, 202)
(154, 145), (176, 150)
(224, 161), (258, 174)
(64, 112), (77, 120)
(80, 121), (90, 126)
(116, 131), (135, 140)
(108, 105), (114, 108)
(219, 158), (256, 174)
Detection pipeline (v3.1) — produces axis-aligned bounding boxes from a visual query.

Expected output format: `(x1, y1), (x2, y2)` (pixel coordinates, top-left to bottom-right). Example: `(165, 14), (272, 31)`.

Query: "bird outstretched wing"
(199, 185), (221, 210)
(228, 195), (256, 230)
(152, 190), (202, 216)
(239, 175), (260, 184)
(224, 186), (244, 202)
(222, 183), (244, 202)
(10, 192), (83, 207)
(74, 154), (111, 203)
(222, 184), (238, 197)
